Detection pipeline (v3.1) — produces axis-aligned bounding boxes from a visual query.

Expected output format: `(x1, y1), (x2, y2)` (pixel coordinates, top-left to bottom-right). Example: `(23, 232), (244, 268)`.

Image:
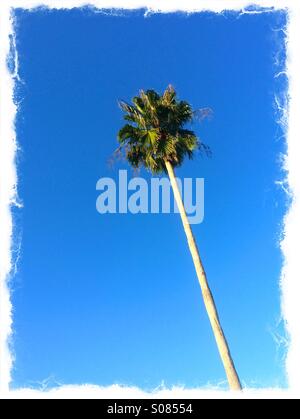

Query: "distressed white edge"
(0, 0), (299, 399)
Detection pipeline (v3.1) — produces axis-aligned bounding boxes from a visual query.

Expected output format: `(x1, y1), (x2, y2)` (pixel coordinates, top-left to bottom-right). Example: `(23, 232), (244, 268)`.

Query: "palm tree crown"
(117, 85), (209, 173)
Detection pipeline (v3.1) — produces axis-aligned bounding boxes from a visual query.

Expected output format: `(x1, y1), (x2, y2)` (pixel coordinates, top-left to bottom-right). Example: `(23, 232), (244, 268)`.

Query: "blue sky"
(12, 8), (287, 390)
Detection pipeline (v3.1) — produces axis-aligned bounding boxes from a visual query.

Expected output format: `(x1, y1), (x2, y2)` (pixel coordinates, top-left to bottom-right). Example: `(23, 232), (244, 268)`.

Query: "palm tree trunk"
(164, 159), (242, 391)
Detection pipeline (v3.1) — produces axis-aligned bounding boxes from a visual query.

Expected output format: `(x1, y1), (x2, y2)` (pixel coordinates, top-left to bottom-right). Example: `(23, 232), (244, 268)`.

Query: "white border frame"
(1, 0), (299, 399)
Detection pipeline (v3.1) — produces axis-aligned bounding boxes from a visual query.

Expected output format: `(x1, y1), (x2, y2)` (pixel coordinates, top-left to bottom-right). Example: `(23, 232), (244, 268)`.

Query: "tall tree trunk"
(164, 160), (242, 391)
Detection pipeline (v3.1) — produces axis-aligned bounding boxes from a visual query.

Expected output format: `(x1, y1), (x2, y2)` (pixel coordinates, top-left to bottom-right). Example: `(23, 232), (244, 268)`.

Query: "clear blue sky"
(12, 8), (287, 390)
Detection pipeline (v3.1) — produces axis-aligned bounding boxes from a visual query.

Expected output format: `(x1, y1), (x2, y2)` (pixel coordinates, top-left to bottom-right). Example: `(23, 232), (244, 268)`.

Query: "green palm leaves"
(117, 85), (209, 173)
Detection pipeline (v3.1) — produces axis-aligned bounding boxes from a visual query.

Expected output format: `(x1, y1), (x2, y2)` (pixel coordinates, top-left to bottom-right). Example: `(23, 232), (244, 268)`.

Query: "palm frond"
(117, 86), (211, 173)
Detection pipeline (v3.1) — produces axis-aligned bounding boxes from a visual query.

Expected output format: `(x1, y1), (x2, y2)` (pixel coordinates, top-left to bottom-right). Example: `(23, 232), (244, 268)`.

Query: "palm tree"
(117, 85), (242, 391)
